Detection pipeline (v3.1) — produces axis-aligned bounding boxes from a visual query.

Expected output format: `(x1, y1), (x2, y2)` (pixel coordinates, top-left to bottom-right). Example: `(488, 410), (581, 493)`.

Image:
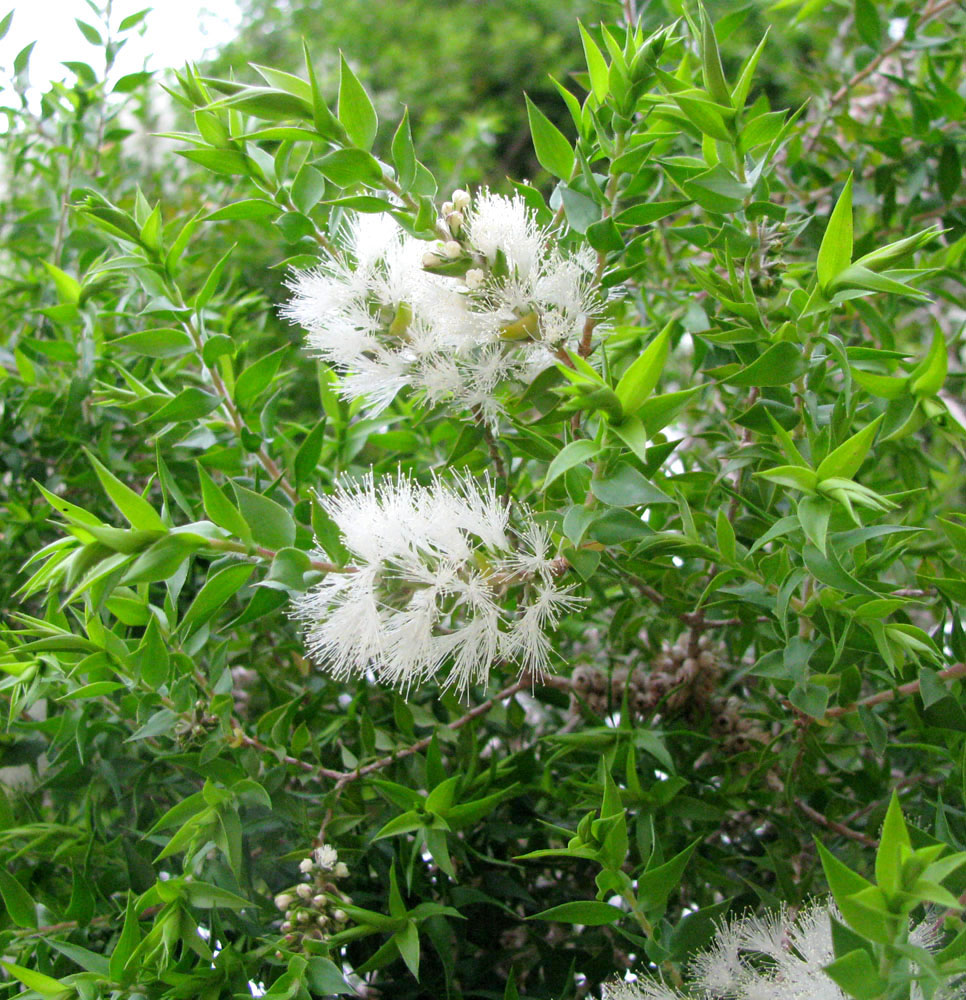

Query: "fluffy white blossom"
(281, 190), (602, 421)
(603, 899), (966, 1000)
(290, 472), (581, 694)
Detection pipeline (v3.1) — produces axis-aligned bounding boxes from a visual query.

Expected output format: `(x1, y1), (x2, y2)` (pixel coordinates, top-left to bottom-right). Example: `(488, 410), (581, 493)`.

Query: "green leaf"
(798, 496), (832, 556)
(615, 324), (671, 415)
(233, 484), (296, 549)
(529, 900), (624, 925)
(590, 464), (672, 507)
(817, 173), (854, 290)
(204, 199), (278, 221)
(0, 870), (36, 928)
(144, 387), (221, 424)
(816, 415), (883, 481)
(86, 451), (166, 532)
(235, 346), (287, 410)
(110, 328), (194, 358)
(118, 8), (150, 31)
(724, 342), (805, 386)
(875, 791), (912, 896)
(137, 615), (170, 691)
(42, 261), (81, 305)
(317, 148), (384, 187)
(295, 419), (326, 485)
(578, 21), (609, 103)
(291, 164), (325, 214)
(699, 5), (733, 107)
(109, 895), (142, 983)
(198, 466), (251, 543)
(756, 465), (819, 493)
(910, 330), (948, 396)
(0, 960), (68, 997)
(636, 840), (698, 913)
(526, 95), (574, 180)
(391, 107), (417, 191)
(545, 439), (601, 488)
(75, 18), (102, 44)
(393, 920), (421, 979)
(180, 563), (254, 636)
(824, 948), (889, 1000)
(306, 956), (353, 995)
(338, 53), (378, 150)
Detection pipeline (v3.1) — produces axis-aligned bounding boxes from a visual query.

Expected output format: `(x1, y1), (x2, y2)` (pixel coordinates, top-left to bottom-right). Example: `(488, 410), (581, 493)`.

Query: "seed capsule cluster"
(274, 844), (352, 952)
(569, 634), (770, 762)
(570, 634), (721, 721)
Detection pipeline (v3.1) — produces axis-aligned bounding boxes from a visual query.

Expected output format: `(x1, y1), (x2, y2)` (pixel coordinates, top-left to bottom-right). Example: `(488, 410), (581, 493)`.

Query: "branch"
(794, 797), (879, 847)
(804, 0), (958, 152)
(825, 662), (966, 719)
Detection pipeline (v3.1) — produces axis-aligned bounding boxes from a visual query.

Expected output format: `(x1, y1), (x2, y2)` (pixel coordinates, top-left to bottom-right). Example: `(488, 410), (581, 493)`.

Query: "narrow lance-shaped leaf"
(526, 95), (575, 180)
(817, 173), (854, 290)
(816, 414), (883, 481)
(338, 53), (378, 150)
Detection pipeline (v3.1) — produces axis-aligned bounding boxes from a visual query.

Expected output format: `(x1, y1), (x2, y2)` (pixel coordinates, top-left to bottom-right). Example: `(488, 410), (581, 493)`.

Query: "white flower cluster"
(282, 189), (600, 421)
(290, 472), (580, 694)
(602, 899), (961, 1000)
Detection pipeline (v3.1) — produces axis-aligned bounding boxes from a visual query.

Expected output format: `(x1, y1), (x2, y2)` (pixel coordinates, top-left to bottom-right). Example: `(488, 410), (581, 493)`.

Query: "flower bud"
(312, 894), (326, 908)
(297, 910), (311, 924)
(464, 268), (485, 289)
(299, 858), (314, 874)
(334, 862), (349, 878)
(441, 201), (454, 216)
(422, 251), (443, 268)
(452, 189), (471, 210)
(447, 211), (464, 234)
(274, 893), (295, 911)
(296, 883), (313, 900)
(443, 240), (462, 259)
(280, 920), (292, 932)
(333, 909), (347, 922)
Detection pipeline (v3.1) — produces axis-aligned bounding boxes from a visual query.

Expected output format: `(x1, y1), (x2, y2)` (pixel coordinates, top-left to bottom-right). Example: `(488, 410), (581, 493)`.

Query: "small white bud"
(297, 910), (311, 924)
(298, 858), (314, 874)
(464, 268), (485, 289)
(333, 909), (347, 923)
(316, 914), (329, 928)
(443, 240), (462, 259)
(422, 251), (443, 268)
(441, 200), (454, 216)
(274, 893), (295, 911)
(296, 883), (313, 900)
(452, 189), (470, 210)
(312, 894), (326, 908)
(280, 920), (292, 932)
(334, 862), (349, 879)
(447, 211), (464, 234)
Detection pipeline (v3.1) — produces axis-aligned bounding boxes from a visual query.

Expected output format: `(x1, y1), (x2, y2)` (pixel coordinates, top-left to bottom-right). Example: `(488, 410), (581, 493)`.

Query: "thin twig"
(794, 797), (879, 847)
(804, 0), (958, 152)
(825, 662), (966, 718)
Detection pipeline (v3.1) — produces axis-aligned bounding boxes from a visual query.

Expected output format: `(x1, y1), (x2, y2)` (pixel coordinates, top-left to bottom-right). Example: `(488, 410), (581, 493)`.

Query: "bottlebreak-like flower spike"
(290, 472), (581, 695)
(602, 898), (957, 1000)
(281, 190), (601, 421)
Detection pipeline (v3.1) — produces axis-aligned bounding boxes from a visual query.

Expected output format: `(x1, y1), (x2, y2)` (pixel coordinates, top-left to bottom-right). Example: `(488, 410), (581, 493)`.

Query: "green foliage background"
(1, 0), (965, 998)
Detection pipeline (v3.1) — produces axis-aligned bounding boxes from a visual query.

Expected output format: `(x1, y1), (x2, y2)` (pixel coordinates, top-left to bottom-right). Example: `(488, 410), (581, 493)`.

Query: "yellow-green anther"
(500, 311), (540, 341)
(388, 302), (413, 339)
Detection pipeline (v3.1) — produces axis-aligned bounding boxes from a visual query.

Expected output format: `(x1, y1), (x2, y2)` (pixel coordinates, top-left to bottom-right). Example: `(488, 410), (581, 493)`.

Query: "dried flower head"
(290, 472), (581, 694)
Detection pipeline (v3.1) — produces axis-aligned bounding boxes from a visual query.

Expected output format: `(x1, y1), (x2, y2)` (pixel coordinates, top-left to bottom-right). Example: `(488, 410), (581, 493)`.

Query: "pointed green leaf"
(910, 330), (948, 397)
(578, 21), (609, 103)
(615, 324), (671, 414)
(816, 415), (883, 481)
(0, 870), (36, 928)
(338, 54), (378, 150)
(0, 960), (68, 997)
(529, 900), (624, 925)
(526, 95), (574, 180)
(86, 452), (166, 532)
(817, 173), (854, 290)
